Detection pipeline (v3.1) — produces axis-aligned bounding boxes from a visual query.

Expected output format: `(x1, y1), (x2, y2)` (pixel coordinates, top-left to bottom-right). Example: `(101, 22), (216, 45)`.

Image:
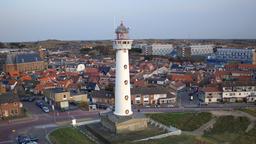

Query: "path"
(192, 118), (217, 136)
(211, 110), (256, 132)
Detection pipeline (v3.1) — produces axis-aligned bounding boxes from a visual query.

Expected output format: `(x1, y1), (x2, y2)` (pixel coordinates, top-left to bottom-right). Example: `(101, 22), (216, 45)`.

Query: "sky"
(0, 0), (256, 42)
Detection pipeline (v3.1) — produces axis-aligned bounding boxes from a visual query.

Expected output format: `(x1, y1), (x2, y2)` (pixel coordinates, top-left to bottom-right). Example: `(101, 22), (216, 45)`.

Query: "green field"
(49, 113), (256, 144)
(49, 127), (94, 144)
(204, 116), (253, 144)
(147, 112), (212, 131)
(240, 108), (256, 117)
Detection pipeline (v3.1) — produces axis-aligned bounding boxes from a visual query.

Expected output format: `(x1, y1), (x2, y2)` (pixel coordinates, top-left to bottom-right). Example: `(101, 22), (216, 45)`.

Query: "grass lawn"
(84, 123), (165, 144)
(146, 112), (212, 131)
(204, 116), (253, 144)
(240, 108), (256, 117)
(49, 127), (94, 144)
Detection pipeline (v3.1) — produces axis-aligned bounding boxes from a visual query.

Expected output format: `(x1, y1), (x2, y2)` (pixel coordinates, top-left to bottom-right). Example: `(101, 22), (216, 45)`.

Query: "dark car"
(35, 100), (44, 108)
(28, 97), (35, 102)
(20, 96), (30, 102)
(20, 96), (35, 102)
(16, 135), (38, 144)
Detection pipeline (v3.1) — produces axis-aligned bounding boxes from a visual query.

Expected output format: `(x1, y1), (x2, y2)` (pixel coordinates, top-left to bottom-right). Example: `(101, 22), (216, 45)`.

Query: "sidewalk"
(0, 114), (38, 127)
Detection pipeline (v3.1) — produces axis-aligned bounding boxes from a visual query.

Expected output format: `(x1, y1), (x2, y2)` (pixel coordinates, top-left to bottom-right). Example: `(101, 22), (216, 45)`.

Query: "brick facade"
(0, 101), (22, 118)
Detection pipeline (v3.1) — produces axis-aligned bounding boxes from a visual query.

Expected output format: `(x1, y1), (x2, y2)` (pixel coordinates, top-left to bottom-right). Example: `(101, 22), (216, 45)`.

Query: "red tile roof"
(202, 87), (221, 92)
(171, 74), (193, 82)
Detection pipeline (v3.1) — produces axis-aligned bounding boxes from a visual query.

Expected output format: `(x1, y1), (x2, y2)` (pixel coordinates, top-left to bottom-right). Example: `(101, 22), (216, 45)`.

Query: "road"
(0, 101), (255, 144)
(0, 110), (99, 144)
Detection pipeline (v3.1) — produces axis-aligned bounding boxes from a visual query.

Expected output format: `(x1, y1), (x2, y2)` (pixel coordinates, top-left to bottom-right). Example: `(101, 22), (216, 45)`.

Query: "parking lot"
(24, 102), (51, 115)
(177, 87), (202, 107)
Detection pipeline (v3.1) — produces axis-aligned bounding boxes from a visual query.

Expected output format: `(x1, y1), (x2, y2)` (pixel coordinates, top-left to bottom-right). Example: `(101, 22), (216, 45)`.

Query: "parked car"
(28, 97), (35, 102)
(20, 96), (30, 102)
(35, 100), (44, 108)
(16, 135), (38, 144)
(42, 106), (50, 113)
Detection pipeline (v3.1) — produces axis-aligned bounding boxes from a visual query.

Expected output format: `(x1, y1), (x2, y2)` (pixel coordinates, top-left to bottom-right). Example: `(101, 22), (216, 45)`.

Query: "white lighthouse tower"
(100, 22), (147, 134)
(113, 22), (133, 116)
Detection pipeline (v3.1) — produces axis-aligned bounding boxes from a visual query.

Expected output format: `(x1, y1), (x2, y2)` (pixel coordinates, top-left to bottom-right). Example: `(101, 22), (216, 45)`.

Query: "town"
(1, 38), (256, 143)
(1, 0), (256, 144)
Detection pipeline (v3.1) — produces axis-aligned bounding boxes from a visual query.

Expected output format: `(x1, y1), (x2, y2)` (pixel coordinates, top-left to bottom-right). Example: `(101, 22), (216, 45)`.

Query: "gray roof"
(115, 22), (129, 33)
(5, 52), (42, 64)
(131, 86), (169, 95)
(45, 88), (67, 94)
(91, 90), (114, 98)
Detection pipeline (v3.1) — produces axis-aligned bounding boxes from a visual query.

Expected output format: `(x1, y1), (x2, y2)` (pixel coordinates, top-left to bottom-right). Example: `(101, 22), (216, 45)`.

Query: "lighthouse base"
(100, 112), (148, 134)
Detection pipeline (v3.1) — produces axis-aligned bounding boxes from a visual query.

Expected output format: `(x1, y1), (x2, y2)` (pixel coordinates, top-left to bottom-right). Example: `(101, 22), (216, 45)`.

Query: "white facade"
(143, 44), (173, 56)
(113, 22), (133, 116)
(222, 85), (256, 102)
(190, 45), (214, 56)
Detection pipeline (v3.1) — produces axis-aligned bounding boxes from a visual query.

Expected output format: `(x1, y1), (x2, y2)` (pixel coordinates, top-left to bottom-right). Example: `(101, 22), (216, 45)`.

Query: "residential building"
(247, 95), (256, 103)
(208, 48), (254, 64)
(4, 52), (47, 73)
(252, 49), (256, 64)
(91, 90), (114, 105)
(0, 84), (6, 94)
(142, 44), (174, 56)
(131, 87), (176, 105)
(190, 45), (214, 56)
(44, 88), (87, 109)
(222, 82), (256, 102)
(177, 45), (214, 57)
(0, 93), (23, 118)
(202, 87), (222, 103)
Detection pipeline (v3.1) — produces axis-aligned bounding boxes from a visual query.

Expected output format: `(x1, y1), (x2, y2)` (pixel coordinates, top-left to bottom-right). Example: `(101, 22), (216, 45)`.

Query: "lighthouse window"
(125, 110), (129, 114)
(124, 64), (127, 69)
(123, 41), (126, 44)
(124, 80), (128, 85)
(125, 95), (129, 100)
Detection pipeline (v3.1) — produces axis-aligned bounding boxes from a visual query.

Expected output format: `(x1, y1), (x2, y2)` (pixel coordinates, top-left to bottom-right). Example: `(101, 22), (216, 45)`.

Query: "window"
(125, 95), (129, 100)
(63, 95), (66, 99)
(124, 64), (127, 69)
(124, 80), (128, 85)
(136, 100), (141, 104)
(123, 41), (127, 44)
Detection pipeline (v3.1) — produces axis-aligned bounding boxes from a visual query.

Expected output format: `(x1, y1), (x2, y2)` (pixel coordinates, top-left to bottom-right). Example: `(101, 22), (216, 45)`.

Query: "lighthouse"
(100, 22), (147, 134)
(113, 22), (133, 116)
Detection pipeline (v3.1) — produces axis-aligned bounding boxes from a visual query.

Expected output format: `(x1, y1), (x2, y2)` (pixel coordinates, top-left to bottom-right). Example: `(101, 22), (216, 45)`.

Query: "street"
(0, 101), (256, 144)
(0, 109), (99, 144)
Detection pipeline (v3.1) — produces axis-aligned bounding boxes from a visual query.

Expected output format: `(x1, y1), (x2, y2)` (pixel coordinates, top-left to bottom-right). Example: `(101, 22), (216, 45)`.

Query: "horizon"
(3, 38), (256, 44)
(1, 0), (256, 42)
